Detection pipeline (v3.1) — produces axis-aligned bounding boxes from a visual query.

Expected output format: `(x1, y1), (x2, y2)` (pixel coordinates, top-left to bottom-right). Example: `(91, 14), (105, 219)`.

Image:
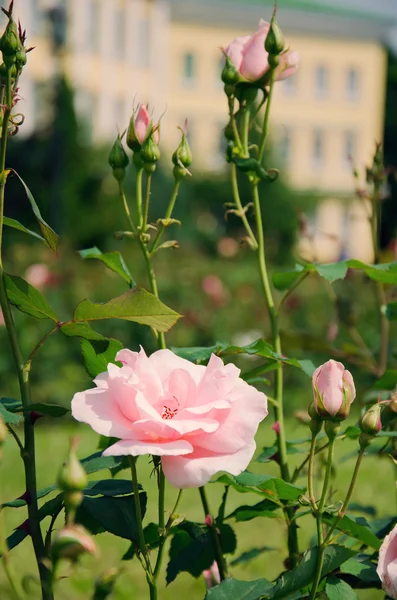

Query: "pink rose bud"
(312, 359), (356, 421)
(72, 348), (268, 489)
(204, 514), (213, 527)
(127, 104), (159, 152)
(203, 561), (221, 589)
(224, 19), (299, 87)
(272, 421), (280, 435)
(377, 523), (397, 599)
(51, 525), (97, 562)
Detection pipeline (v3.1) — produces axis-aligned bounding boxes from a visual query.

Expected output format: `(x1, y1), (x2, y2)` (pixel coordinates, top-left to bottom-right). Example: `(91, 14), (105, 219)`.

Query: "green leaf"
(12, 170), (59, 253)
(23, 403), (69, 418)
(74, 286), (181, 332)
(60, 321), (107, 341)
(0, 397), (22, 412)
(0, 402), (23, 425)
(230, 546), (274, 567)
(7, 494), (63, 550)
(340, 557), (379, 583)
(167, 522), (236, 584)
(215, 472), (305, 505)
(3, 216), (45, 243)
(122, 522), (161, 560)
(322, 513), (381, 549)
(226, 499), (281, 522)
(316, 262), (348, 283)
(347, 259), (397, 284)
(171, 344), (223, 363)
(206, 578), (274, 600)
(325, 575), (358, 600)
(5, 274), (58, 321)
(271, 545), (355, 599)
(386, 302), (397, 320)
(79, 247), (134, 286)
(80, 451), (128, 475)
(3, 484), (57, 509)
(272, 262), (348, 291)
(273, 265), (307, 290)
(76, 493), (147, 541)
(81, 338), (123, 378)
(374, 370), (397, 390)
(83, 479), (133, 497)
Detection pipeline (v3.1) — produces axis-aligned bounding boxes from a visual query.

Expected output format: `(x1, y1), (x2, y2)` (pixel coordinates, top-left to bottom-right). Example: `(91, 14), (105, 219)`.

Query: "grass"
(0, 417), (394, 600)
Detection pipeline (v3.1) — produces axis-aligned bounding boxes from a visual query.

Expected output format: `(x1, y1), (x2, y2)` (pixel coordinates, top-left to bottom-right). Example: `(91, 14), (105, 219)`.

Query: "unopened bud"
(140, 130), (160, 174)
(108, 135), (129, 182)
(94, 568), (119, 600)
(51, 524), (96, 562)
(57, 438), (87, 493)
(221, 54), (240, 85)
(0, 16), (19, 68)
(172, 125), (192, 170)
(359, 403), (382, 436)
(265, 15), (285, 56)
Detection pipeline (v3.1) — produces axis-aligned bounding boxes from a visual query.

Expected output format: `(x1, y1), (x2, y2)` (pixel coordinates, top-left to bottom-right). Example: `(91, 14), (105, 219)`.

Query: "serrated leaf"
(3, 484), (57, 509)
(5, 274), (58, 321)
(81, 338), (123, 378)
(347, 259), (397, 284)
(0, 402), (23, 425)
(80, 451), (128, 475)
(316, 262), (348, 283)
(3, 216), (45, 243)
(76, 493), (147, 541)
(325, 575), (358, 600)
(230, 546), (274, 567)
(167, 522), (236, 584)
(78, 247), (134, 285)
(60, 321), (107, 341)
(12, 170), (59, 253)
(340, 557), (379, 583)
(74, 286), (181, 332)
(206, 578), (274, 600)
(23, 403), (69, 418)
(214, 472), (305, 505)
(226, 499), (281, 522)
(271, 545), (355, 599)
(322, 513), (381, 549)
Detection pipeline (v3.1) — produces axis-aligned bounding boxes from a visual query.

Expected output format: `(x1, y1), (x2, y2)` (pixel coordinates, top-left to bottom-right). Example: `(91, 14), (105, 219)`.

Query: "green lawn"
(0, 419), (394, 599)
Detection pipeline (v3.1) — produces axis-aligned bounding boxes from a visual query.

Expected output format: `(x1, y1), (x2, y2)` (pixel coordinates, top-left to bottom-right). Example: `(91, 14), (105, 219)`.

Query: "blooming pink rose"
(377, 523), (397, 599)
(225, 19), (299, 84)
(71, 348), (268, 488)
(203, 561), (221, 589)
(134, 104), (159, 145)
(312, 359), (355, 419)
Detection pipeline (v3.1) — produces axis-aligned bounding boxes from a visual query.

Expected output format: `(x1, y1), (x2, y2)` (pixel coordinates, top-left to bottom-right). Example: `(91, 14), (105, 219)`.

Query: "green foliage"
(5, 273), (58, 320)
(214, 472), (305, 506)
(322, 513), (381, 549)
(325, 575), (358, 600)
(206, 578), (274, 600)
(78, 247), (134, 286)
(80, 338), (123, 378)
(3, 216), (46, 243)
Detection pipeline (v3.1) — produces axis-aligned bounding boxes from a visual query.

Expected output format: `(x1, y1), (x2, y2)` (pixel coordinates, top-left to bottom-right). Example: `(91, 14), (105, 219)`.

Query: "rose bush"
(72, 348), (268, 488)
(225, 19), (299, 84)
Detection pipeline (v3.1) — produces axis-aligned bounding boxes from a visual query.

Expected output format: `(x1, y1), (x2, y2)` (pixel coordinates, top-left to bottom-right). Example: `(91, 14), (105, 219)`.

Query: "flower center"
(161, 396), (179, 420)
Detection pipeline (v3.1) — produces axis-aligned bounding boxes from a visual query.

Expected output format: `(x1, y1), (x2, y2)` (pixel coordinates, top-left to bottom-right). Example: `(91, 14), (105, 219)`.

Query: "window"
(85, 0), (100, 53)
(114, 8), (126, 61)
(280, 126), (292, 165)
(312, 130), (325, 167)
(343, 131), (356, 167)
(182, 53), (195, 85)
(134, 18), (150, 68)
(346, 68), (359, 100)
(315, 66), (329, 98)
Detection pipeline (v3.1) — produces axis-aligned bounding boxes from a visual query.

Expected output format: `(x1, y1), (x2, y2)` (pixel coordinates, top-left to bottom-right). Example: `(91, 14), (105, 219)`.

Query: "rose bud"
(140, 129), (161, 174)
(0, 12), (20, 68)
(172, 121), (192, 180)
(108, 134), (129, 182)
(264, 13), (285, 57)
(126, 104), (159, 152)
(57, 439), (87, 495)
(51, 524), (96, 562)
(203, 561), (221, 589)
(312, 359), (356, 421)
(377, 523), (397, 599)
(359, 403), (382, 437)
(224, 19), (299, 87)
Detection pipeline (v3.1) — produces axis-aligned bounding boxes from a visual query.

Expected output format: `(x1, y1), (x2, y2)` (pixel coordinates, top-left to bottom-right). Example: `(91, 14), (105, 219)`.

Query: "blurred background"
(1, 2), (397, 598)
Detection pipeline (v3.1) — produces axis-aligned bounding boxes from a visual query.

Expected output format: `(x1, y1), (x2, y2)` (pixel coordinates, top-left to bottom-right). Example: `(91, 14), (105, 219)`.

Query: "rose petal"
(71, 388), (132, 438)
(162, 442), (256, 488)
(103, 439), (194, 457)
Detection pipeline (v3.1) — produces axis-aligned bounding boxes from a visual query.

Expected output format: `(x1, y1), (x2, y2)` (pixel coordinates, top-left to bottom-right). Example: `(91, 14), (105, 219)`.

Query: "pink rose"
(127, 104), (159, 151)
(312, 359), (355, 420)
(377, 523), (397, 599)
(25, 263), (52, 290)
(203, 561), (221, 589)
(71, 348), (268, 488)
(225, 19), (299, 85)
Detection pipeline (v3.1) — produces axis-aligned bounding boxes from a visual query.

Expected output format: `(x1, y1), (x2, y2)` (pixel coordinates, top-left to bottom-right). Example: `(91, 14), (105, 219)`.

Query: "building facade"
(4, 0), (396, 260)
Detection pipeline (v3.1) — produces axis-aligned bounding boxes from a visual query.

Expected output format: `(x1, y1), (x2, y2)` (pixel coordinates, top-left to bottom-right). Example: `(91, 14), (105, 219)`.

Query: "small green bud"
(0, 17), (20, 68)
(94, 568), (119, 600)
(140, 131), (160, 174)
(108, 135), (129, 182)
(359, 403), (382, 436)
(221, 54), (240, 85)
(172, 124), (192, 169)
(265, 15), (285, 56)
(57, 439), (87, 493)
